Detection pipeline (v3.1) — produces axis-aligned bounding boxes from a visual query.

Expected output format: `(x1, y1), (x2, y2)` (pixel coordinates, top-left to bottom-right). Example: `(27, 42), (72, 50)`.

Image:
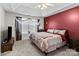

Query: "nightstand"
(68, 39), (79, 52)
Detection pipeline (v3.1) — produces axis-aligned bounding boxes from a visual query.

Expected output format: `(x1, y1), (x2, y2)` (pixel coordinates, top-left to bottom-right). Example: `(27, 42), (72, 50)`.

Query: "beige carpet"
(1, 39), (79, 56)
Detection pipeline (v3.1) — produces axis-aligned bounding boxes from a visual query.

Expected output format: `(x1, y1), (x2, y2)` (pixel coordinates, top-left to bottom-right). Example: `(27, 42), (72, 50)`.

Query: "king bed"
(29, 29), (68, 55)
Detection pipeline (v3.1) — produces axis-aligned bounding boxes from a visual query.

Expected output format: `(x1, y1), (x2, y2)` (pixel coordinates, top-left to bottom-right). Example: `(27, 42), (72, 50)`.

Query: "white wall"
(5, 12), (44, 39)
(0, 6), (5, 53)
(0, 6), (5, 41)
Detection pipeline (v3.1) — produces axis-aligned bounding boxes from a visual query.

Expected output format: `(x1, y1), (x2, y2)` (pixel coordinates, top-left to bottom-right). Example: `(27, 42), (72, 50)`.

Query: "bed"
(29, 29), (68, 55)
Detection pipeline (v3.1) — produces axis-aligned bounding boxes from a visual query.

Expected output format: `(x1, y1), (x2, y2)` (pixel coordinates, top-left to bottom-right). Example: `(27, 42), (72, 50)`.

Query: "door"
(15, 19), (22, 41)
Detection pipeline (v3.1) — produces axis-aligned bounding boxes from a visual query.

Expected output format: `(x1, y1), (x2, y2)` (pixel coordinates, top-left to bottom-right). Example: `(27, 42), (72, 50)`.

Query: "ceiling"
(0, 3), (78, 17)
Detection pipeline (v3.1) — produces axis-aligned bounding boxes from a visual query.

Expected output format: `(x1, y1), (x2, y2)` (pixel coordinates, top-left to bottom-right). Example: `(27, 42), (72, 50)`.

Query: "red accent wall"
(44, 6), (79, 40)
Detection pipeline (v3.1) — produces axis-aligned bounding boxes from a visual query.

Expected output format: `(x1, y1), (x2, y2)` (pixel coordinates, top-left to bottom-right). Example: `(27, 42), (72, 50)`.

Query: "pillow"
(58, 30), (66, 35)
(54, 30), (66, 35)
(54, 30), (60, 34)
(47, 29), (54, 33)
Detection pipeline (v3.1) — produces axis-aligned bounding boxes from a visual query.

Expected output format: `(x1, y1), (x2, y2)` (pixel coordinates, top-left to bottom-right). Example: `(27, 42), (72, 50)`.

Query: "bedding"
(30, 32), (66, 53)
(54, 30), (66, 35)
(47, 29), (54, 33)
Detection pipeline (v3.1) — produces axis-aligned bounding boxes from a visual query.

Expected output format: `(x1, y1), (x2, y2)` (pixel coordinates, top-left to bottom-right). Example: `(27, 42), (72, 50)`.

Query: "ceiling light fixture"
(36, 3), (54, 10)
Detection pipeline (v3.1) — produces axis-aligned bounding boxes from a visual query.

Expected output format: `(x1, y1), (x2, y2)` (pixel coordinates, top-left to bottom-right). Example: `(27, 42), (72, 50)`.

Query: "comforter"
(30, 32), (66, 53)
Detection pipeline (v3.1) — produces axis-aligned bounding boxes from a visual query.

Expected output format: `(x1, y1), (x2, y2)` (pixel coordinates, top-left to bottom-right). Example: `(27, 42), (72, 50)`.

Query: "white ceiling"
(0, 3), (79, 17)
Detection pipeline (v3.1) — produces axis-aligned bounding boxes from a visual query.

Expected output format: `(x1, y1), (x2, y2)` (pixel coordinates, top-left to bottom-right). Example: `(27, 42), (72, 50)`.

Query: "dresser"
(1, 37), (14, 53)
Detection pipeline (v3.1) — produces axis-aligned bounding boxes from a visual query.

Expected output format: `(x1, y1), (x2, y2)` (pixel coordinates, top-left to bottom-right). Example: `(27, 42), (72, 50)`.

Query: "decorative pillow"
(47, 29), (54, 33)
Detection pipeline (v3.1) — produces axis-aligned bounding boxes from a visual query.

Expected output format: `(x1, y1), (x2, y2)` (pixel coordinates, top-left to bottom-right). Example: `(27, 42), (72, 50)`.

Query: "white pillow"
(47, 29), (54, 33)
(54, 30), (60, 33)
(58, 30), (66, 35)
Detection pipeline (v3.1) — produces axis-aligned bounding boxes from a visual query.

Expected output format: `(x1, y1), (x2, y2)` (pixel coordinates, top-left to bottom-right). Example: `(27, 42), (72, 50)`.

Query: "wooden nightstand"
(68, 39), (79, 52)
(1, 37), (14, 53)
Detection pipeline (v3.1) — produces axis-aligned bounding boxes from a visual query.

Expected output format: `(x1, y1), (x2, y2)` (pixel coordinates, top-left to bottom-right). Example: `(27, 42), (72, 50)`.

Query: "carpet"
(2, 39), (79, 56)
